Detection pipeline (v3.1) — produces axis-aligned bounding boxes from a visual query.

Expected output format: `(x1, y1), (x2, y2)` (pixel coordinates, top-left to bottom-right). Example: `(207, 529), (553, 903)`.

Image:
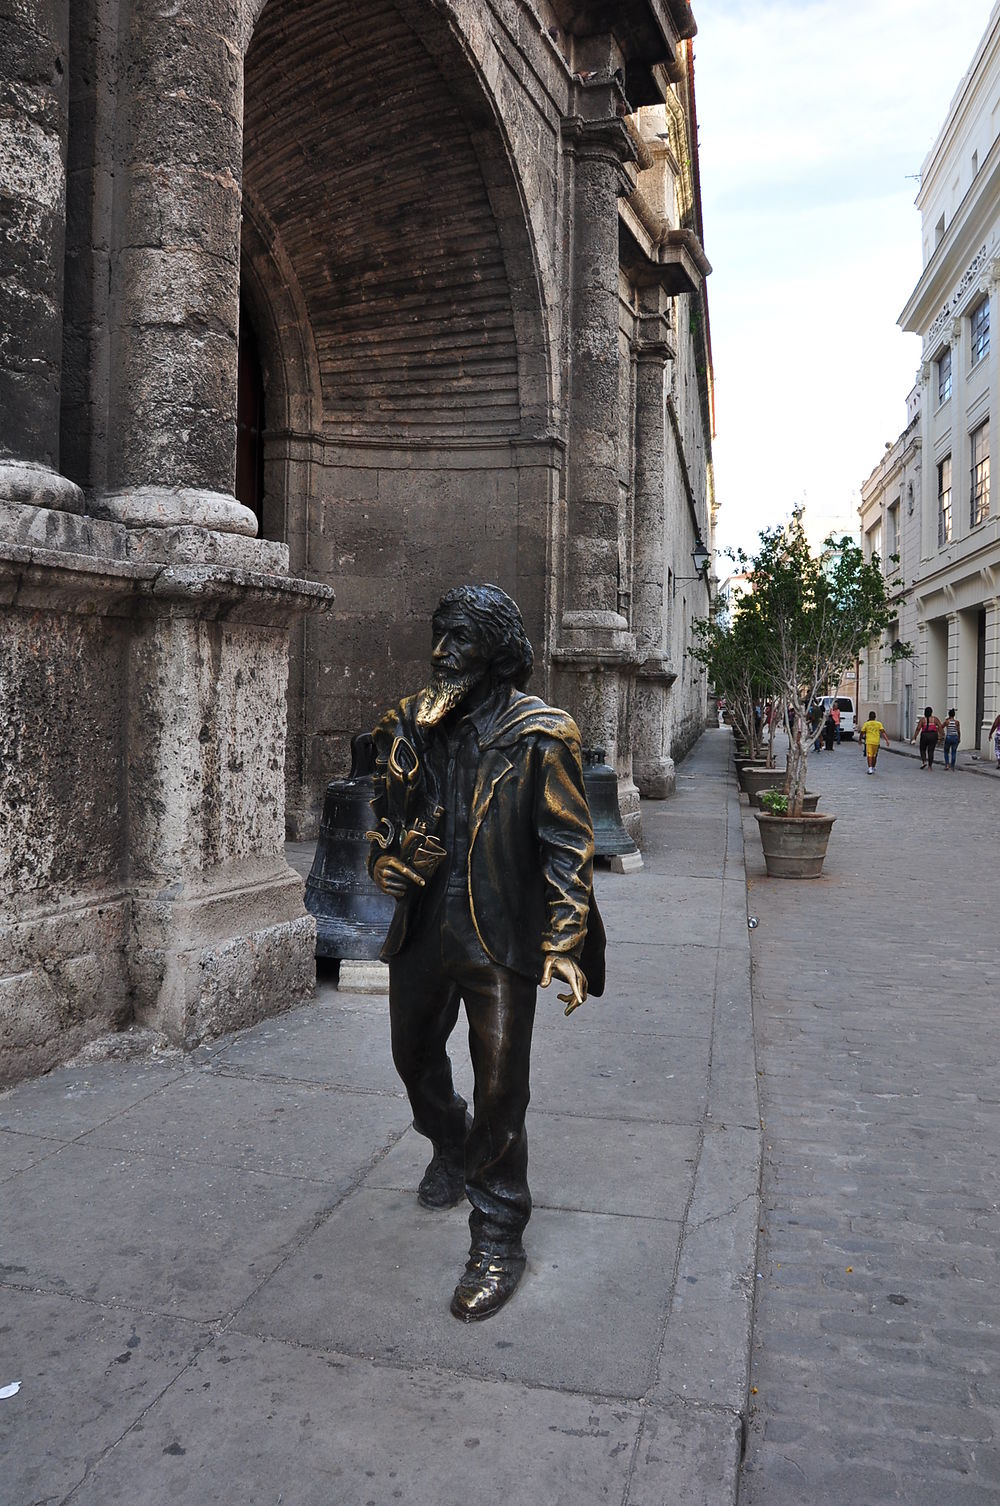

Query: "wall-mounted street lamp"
(675, 534), (711, 583)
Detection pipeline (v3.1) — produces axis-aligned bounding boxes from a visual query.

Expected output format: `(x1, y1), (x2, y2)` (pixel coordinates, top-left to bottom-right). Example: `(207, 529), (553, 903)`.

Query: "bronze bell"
(304, 734), (395, 960)
(582, 746), (640, 861)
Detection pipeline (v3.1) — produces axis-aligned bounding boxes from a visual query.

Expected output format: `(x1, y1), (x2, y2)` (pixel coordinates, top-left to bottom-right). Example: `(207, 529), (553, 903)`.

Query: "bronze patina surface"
(368, 584), (605, 1321)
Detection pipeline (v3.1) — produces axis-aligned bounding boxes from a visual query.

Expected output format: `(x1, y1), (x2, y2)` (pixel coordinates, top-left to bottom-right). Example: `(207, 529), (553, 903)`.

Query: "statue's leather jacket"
(369, 685), (604, 989)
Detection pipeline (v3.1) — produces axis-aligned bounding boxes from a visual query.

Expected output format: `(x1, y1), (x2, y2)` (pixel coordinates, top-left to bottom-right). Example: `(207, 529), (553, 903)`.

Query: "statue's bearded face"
(415, 612), (490, 728)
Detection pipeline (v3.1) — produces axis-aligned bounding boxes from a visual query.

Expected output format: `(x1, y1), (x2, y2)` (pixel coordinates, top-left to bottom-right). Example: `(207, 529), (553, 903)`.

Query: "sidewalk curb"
(651, 750), (762, 1500)
(886, 740), (1000, 778)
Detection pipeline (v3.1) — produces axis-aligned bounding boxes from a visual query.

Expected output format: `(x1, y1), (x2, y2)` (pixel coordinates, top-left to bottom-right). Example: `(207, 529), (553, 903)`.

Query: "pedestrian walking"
(831, 702), (841, 743)
(911, 706), (942, 769)
(859, 710), (889, 773)
(988, 711), (1000, 769)
(941, 709), (961, 769)
(822, 711), (836, 751)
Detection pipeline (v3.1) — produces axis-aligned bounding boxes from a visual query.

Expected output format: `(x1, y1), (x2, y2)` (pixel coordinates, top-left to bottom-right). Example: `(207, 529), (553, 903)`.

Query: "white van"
(814, 695), (856, 739)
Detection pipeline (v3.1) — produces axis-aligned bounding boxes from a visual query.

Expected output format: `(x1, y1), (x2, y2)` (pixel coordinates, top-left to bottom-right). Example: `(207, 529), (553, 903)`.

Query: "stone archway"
(240, 0), (556, 835)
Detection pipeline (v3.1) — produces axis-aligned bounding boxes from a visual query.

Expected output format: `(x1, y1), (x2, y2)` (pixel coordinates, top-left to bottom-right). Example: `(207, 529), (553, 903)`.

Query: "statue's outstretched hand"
(373, 854), (426, 898)
(540, 954), (588, 1016)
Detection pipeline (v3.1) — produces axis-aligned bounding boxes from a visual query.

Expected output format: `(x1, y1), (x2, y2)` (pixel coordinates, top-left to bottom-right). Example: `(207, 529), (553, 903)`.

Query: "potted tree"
(729, 512), (908, 877)
(691, 589), (775, 788)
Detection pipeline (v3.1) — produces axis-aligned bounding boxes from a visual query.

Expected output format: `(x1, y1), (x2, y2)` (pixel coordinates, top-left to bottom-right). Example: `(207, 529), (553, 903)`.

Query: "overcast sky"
(693, 0), (995, 560)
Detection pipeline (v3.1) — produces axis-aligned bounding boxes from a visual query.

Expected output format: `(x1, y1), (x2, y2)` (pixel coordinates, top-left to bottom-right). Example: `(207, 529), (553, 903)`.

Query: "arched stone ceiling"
(244, 0), (522, 438)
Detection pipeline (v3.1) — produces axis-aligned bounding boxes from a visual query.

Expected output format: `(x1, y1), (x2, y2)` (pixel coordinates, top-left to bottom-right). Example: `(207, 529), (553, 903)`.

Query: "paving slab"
(210, 998), (406, 1095)
(529, 1019), (711, 1123)
(83, 1069), (413, 1181)
(65, 1332), (647, 1506)
(0, 1126), (64, 1181)
(628, 1401), (744, 1506)
(1, 1141), (341, 1320)
(234, 1189), (682, 1397)
(601, 876), (725, 948)
(1, 1292), (211, 1506)
(364, 1114), (701, 1220)
(0, 1059), (187, 1140)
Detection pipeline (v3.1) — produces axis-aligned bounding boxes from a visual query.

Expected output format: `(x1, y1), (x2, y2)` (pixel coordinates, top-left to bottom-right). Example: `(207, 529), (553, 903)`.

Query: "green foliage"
(759, 790), (789, 815)
(689, 592), (771, 757)
(691, 508), (910, 816)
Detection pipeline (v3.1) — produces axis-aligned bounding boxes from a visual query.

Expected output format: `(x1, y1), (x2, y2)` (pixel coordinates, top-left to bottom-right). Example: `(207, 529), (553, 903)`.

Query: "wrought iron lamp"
(675, 534), (711, 583)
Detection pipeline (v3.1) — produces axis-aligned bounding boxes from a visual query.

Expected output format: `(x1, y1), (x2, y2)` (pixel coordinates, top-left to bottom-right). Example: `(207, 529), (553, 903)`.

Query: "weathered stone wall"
(0, 519), (132, 1079)
(0, 515), (331, 1084)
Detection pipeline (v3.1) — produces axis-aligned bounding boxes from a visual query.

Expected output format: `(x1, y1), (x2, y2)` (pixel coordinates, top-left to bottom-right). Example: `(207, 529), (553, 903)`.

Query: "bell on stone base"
(582, 747), (640, 861)
(304, 734), (395, 960)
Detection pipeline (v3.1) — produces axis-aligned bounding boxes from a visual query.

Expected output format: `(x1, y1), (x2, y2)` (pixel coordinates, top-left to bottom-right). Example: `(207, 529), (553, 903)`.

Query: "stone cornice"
(0, 544), (334, 626)
(900, 130), (1000, 337)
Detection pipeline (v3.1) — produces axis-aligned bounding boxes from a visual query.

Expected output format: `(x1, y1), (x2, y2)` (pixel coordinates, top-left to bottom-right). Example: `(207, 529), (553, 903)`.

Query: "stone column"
(96, 0), (255, 536)
(555, 96), (640, 839)
(631, 289), (677, 798)
(0, 0), (83, 512)
(916, 622), (928, 710)
(946, 611), (961, 714)
(981, 597), (1000, 748)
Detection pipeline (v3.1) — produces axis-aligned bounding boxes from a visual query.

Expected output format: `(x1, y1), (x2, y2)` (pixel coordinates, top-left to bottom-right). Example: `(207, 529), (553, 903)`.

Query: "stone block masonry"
(0, 508), (332, 1083)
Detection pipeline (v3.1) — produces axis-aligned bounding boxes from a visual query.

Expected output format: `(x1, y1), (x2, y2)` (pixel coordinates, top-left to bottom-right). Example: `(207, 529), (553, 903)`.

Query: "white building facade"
(858, 388), (922, 739)
(899, 5), (1000, 748)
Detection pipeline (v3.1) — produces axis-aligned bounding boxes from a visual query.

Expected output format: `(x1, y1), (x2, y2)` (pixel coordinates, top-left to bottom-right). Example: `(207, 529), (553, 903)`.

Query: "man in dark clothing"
(368, 584), (604, 1322)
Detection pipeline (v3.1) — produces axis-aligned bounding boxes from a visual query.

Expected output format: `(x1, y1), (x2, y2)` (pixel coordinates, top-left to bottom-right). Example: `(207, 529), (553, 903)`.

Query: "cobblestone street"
(740, 739), (1000, 1504)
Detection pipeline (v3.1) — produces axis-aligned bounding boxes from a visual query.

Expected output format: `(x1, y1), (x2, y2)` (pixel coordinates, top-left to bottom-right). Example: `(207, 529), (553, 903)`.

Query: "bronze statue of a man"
(368, 584), (604, 1321)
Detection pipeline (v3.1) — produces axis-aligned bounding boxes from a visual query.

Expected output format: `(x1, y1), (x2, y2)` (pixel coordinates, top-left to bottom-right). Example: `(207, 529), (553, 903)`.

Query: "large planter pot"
(753, 787), (820, 813)
(754, 812), (836, 878)
(740, 765), (783, 801)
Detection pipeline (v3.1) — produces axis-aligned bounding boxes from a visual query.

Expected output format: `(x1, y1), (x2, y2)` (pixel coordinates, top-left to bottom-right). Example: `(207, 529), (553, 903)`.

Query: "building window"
(888, 502), (899, 559)
(973, 149), (980, 176)
(971, 297), (990, 365)
(866, 521), (882, 563)
(938, 455), (952, 545)
(937, 345), (952, 403)
(935, 213), (946, 247)
(866, 637), (881, 700)
(971, 420), (990, 525)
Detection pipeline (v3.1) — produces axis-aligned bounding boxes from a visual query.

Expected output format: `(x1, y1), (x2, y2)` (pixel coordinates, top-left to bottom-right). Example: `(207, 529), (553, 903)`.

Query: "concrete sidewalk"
(0, 729), (759, 1506)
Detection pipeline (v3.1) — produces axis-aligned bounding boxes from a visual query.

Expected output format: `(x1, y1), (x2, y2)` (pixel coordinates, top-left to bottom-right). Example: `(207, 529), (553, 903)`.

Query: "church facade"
(1, 0), (714, 1080)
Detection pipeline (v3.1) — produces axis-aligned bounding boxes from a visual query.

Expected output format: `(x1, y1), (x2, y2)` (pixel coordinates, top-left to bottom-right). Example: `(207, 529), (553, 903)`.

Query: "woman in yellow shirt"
(860, 712), (889, 774)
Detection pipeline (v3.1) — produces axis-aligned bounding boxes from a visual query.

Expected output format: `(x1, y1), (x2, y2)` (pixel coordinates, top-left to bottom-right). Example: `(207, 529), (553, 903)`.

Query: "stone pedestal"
(338, 960), (390, 996)
(0, 506), (333, 1081)
(553, 612), (641, 842)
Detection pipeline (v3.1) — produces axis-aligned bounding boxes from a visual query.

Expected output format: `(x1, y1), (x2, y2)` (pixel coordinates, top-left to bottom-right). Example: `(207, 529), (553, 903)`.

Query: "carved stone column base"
(0, 460), (85, 513)
(94, 486), (258, 536)
(635, 755), (676, 799)
(129, 866), (316, 1047)
(553, 613), (641, 843)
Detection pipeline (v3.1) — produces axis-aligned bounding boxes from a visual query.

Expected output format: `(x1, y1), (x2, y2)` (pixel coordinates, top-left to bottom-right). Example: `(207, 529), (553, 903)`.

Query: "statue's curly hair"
(433, 583), (534, 690)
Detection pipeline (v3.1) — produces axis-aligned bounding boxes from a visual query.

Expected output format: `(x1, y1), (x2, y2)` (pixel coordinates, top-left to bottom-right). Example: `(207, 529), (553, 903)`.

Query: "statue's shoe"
(450, 1247), (526, 1322)
(417, 1152), (466, 1209)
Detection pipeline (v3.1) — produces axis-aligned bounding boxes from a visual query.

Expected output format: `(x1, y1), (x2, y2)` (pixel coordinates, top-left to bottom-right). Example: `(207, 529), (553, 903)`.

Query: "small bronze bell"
(304, 734), (395, 960)
(582, 747), (639, 861)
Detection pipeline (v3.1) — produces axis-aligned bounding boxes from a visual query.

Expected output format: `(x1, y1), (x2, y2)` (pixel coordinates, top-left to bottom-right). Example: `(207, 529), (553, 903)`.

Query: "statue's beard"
(415, 671), (481, 728)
